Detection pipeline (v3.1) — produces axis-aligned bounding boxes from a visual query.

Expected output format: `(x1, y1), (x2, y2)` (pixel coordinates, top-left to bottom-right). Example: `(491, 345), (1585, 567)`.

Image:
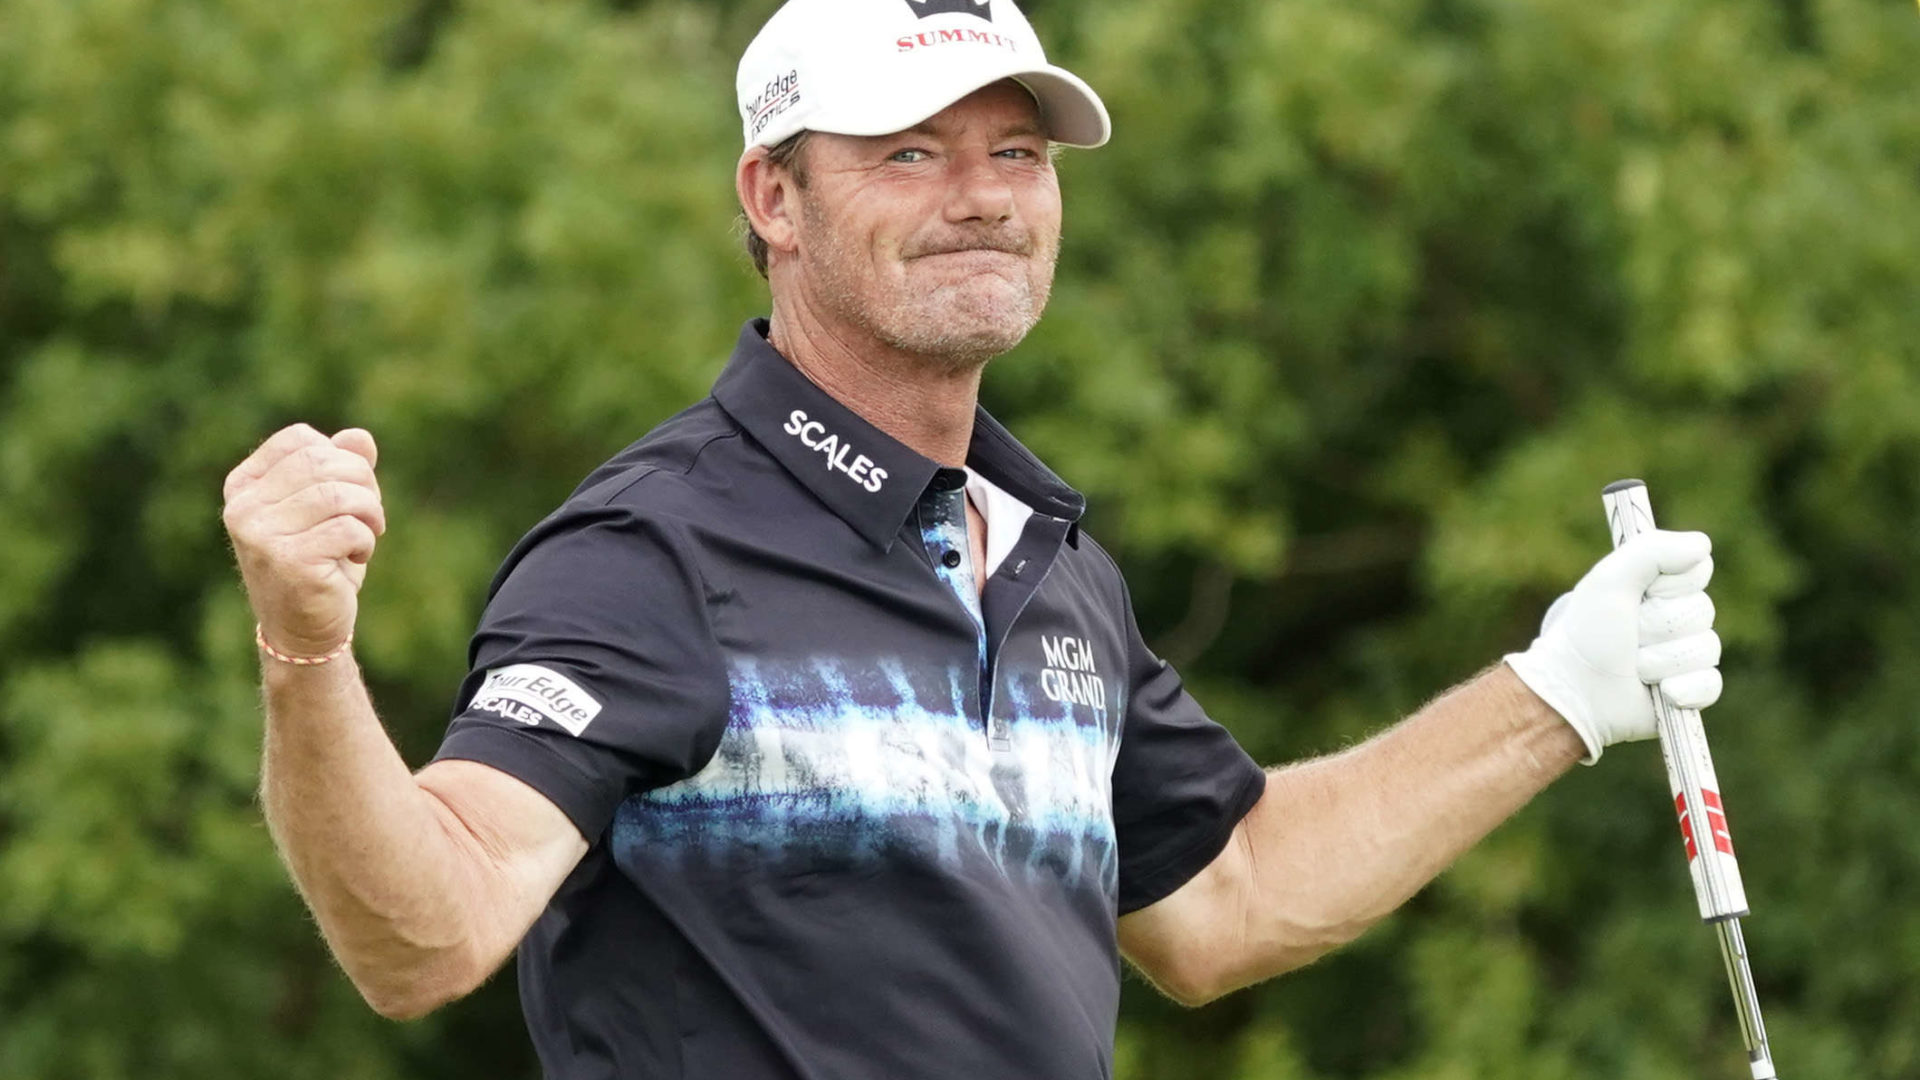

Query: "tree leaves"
(2, 0), (1917, 1076)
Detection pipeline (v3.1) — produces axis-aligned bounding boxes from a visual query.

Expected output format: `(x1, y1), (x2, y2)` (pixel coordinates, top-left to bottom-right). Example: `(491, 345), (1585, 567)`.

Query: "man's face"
(782, 81), (1062, 371)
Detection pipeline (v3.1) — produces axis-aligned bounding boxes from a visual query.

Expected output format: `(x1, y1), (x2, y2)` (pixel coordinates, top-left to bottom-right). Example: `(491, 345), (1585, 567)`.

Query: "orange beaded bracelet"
(254, 624), (354, 666)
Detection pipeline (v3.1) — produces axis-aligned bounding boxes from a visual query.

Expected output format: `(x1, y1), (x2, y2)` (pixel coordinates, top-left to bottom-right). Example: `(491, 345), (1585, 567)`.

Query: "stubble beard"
(797, 199), (1057, 375)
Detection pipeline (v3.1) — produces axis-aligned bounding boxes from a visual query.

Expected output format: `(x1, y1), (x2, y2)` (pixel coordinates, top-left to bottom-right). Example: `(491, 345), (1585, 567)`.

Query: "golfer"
(220, 0), (1725, 1076)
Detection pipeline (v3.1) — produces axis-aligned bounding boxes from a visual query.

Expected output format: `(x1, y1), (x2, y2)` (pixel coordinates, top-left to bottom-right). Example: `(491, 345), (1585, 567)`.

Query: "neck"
(766, 295), (983, 468)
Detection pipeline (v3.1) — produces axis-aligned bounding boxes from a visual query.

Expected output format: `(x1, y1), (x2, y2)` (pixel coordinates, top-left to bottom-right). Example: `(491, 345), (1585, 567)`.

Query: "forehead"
(825, 79), (1045, 154)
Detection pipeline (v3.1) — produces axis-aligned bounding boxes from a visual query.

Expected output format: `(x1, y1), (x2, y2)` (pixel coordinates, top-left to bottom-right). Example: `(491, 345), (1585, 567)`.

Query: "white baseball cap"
(737, 0), (1111, 151)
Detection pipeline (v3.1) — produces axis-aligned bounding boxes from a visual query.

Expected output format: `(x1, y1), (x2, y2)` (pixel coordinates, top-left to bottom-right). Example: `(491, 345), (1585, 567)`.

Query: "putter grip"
(1602, 480), (1751, 921)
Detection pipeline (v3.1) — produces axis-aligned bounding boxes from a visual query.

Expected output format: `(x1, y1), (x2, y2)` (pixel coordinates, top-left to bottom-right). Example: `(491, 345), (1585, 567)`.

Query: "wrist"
(1502, 650), (1604, 765)
(1492, 662), (1589, 766)
(256, 623), (355, 667)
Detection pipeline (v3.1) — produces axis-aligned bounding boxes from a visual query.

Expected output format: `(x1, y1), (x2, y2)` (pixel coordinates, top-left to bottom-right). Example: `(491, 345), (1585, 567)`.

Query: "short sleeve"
(1111, 596), (1267, 916)
(431, 500), (730, 845)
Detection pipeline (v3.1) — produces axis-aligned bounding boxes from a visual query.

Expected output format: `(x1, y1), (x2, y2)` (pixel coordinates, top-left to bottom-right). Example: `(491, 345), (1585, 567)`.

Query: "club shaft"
(1716, 918), (1776, 1078)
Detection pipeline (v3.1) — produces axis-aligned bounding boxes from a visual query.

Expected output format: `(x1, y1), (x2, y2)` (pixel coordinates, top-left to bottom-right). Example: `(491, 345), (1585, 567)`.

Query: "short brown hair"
(740, 131), (814, 279)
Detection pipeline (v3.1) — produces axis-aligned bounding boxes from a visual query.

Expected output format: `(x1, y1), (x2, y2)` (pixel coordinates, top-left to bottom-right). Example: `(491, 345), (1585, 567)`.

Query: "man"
(220, 0), (1724, 1076)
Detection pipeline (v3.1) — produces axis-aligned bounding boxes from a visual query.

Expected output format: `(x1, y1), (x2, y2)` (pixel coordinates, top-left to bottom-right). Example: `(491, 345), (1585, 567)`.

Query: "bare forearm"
(1224, 665), (1582, 989)
(260, 659), (478, 1016)
(227, 426), (583, 1019)
(1123, 525), (1726, 1005)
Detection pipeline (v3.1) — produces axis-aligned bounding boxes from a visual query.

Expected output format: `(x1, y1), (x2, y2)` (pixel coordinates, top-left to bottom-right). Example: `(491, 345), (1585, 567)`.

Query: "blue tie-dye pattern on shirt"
(613, 655), (1120, 894)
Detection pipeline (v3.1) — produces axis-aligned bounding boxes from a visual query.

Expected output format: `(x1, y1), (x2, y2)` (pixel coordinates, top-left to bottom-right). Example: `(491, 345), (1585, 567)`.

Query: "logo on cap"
(905, 0), (993, 21)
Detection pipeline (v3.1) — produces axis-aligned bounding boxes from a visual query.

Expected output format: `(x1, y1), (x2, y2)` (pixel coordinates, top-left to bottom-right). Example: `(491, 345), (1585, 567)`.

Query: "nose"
(942, 150), (1015, 225)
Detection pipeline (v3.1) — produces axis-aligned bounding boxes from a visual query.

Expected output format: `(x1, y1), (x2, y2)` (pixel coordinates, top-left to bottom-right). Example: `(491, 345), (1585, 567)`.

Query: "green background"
(2, 0), (1917, 1076)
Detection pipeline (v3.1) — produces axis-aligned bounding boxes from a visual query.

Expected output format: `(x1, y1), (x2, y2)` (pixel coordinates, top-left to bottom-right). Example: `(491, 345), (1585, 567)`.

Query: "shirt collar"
(710, 320), (1085, 549)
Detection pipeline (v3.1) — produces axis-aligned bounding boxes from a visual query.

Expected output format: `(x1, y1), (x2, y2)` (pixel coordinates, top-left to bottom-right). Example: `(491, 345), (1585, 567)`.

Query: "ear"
(738, 148), (800, 262)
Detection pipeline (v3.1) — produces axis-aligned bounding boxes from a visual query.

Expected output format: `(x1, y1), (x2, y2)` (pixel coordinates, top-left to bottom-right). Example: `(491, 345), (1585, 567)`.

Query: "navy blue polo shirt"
(433, 320), (1267, 1080)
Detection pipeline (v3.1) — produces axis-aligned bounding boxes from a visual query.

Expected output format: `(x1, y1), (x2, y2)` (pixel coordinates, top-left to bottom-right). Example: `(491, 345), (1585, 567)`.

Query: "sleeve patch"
(470, 664), (604, 736)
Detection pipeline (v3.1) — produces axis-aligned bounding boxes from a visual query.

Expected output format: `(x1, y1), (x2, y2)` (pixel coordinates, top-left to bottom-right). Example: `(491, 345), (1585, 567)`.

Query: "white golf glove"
(1504, 529), (1722, 764)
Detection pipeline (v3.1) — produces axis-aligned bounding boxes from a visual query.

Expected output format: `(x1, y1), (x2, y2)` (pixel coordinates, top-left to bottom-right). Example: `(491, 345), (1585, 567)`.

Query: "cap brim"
(1009, 67), (1110, 148)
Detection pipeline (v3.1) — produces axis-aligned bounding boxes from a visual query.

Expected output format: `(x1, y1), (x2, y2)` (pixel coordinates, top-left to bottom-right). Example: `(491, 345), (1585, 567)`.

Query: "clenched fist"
(223, 424), (387, 658)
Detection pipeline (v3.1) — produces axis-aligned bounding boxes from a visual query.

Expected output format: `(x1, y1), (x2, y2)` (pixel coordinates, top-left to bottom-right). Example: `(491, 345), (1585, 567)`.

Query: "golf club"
(1602, 479), (1777, 1080)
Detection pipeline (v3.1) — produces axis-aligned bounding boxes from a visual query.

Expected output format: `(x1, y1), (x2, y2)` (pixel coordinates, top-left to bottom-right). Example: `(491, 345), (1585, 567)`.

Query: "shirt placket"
(915, 474), (1008, 751)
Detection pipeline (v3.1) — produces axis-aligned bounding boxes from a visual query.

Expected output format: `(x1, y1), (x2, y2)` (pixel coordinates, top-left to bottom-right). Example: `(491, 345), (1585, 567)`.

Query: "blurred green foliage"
(2, 0), (1918, 1076)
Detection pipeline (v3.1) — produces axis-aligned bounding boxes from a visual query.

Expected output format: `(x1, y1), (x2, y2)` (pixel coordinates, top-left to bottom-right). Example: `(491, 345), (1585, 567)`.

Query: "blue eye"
(890, 149), (929, 164)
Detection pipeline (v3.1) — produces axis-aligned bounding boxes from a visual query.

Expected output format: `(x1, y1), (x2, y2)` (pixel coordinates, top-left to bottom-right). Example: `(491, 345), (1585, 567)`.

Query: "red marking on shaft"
(1700, 790), (1735, 855)
(1675, 794), (1698, 861)
(1706, 808), (1734, 855)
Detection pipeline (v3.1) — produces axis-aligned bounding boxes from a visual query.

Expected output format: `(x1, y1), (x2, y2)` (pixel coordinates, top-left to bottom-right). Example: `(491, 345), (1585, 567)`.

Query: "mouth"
(907, 247), (1027, 269)
(907, 236), (1031, 260)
